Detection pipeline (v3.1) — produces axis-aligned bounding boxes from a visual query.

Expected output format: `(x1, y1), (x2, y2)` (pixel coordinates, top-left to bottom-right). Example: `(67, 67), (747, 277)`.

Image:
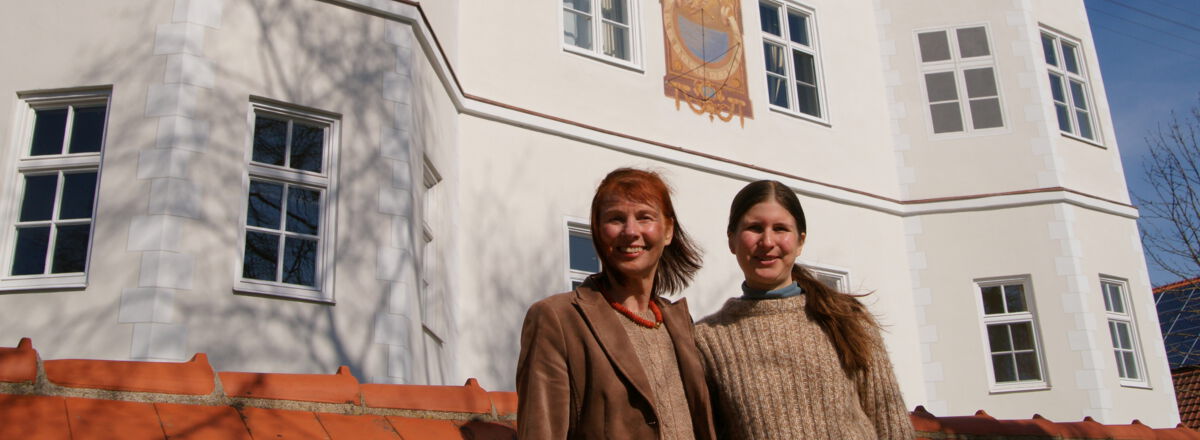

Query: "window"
(799, 261), (848, 292)
(236, 101), (339, 301)
(915, 25), (1004, 134)
(760, 1), (826, 120)
(566, 221), (599, 290)
(563, 0), (638, 65)
(2, 89), (108, 290)
(423, 326), (446, 385)
(977, 278), (1047, 390)
(1101, 278), (1146, 385)
(1041, 29), (1096, 142)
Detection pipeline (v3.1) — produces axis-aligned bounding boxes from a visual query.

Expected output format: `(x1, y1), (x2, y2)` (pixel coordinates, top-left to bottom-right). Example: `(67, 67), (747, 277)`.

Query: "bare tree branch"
(1136, 97), (1200, 282)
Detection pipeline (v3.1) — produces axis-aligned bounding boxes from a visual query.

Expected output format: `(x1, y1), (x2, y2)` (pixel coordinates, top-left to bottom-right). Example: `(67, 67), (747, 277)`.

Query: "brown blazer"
(515, 280), (717, 440)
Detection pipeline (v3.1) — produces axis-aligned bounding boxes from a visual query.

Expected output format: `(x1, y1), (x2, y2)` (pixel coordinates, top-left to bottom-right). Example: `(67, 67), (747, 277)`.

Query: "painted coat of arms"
(662, 0), (752, 125)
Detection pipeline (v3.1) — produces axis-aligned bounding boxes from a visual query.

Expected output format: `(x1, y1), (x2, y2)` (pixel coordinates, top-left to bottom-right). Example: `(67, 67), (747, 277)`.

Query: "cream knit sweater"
(695, 294), (914, 439)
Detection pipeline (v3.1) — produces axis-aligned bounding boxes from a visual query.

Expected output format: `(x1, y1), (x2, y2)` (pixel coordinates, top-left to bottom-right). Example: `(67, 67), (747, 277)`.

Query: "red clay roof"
(1156, 277), (1200, 294)
(1, 337), (1198, 439)
(1176, 367), (1200, 430)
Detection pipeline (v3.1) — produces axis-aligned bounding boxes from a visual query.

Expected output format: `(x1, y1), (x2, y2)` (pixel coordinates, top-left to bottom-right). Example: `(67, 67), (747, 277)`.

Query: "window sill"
(562, 45), (644, 74)
(988, 382), (1050, 394)
(1060, 131), (1105, 149)
(1119, 380), (1152, 390)
(768, 105), (831, 127)
(0, 274), (87, 292)
(234, 280), (333, 304)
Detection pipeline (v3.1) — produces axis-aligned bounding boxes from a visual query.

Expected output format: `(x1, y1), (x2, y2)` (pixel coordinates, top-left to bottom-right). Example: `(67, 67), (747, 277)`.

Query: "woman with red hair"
(516, 168), (716, 439)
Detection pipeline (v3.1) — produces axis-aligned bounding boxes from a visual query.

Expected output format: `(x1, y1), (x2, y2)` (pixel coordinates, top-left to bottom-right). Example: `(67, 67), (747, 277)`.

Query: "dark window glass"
(1004, 284), (1027, 312)
(1010, 322), (1035, 350)
(987, 324), (1011, 352)
(290, 122), (323, 173)
(247, 181), (283, 229)
(1121, 352), (1138, 379)
(925, 72), (958, 102)
(917, 31), (951, 62)
(930, 102), (963, 134)
(243, 231), (280, 281)
(981, 286), (1004, 315)
(1041, 34), (1057, 66)
(285, 186), (321, 235)
(970, 98), (1003, 129)
(59, 172), (98, 219)
(796, 83), (819, 118)
(604, 22), (630, 61)
(564, 10), (593, 50)
(1049, 74), (1066, 102)
(1015, 352), (1041, 381)
(764, 42), (787, 75)
(1061, 42), (1080, 74)
(564, 0), (591, 13)
(992, 353), (1016, 382)
(787, 10), (808, 46)
(12, 227), (51, 275)
(31, 109), (67, 156)
(68, 106), (106, 154)
(1055, 104), (1072, 133)
(1077, 111), (1093, 139)
(568, 233), (600, 273)
(601, 0), (625, 23)
(964, 68), (997, 98)
(19, 174), (58, 222)
(252, 116), (287, 166)
(759, 2), (781, 36)
(767, 75), (788, 108)
(283, 237), (318, 287)
(956, 27), (990, 58)
(51, 224), (90, 273)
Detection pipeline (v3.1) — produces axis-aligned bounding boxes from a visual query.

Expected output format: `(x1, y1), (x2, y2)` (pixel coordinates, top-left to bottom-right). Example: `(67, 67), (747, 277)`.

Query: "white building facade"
(0, 0), (1178, 426)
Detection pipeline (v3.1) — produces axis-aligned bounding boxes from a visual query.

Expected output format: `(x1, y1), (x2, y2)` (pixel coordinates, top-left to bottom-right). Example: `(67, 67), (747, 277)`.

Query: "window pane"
(1102, 283), (1115, 312)
(1049, 74), (1067, 103)
(569, 233), (600, 273)
(1109, 321), (1120, 348)
(68, 106), (106, 154)
(764, 42), (787, 75)
(31, 108), (68, 156)
(1004, 284), (1027, 312)
(19, 174), (58, 222)
(571, 280), (583, 290)
(290, 122), (323, 173)
(1010, 322), (1035, 350)
(1015, 352), (1042, 381)
(283, 237), (317, 287)
(992, 353), (1017, 382)
(1107, 284), (1125, 314)
(1041, 34), (1057, 66)
(12, 227), (51, 275)
(1122, 351), (1139, 379)
(285, 186), (321, 235)
(796, 84), (820, 118)
(51, 224), (90, 273)
(924, 72), (957, 102)
(600, 0), (626, 24)
(987, 324), (1012, 352)
(917, 31), (951, 62)
(1061, 42), (1079, 74)
(564, 10), (593, 50)
(969, 98), (1003, 129)
(1115, 321), (1133, 349)
(816, 273), (841, 290)
(1077, 111), (1093, 140)
(964, 68), (997, 98)
(564, 0), (591, 13)
(930, 102), (963, 134)
(59, 172), (98, 220)
(252, 116), (287, 166)
(1055, 104), (1072, 133)
(956, 27), (990, 58)
(981, 285), (1004, 314)
(766, 74), (789, 108)
(787, 10), (809, 46)
(759, 2), (781, 36)
(793, 50), (816, 84)
(243, 231), (280, 281)
(1069, 81), (1089, 111)
(247, 181), (283, 229)
(1114, 350), (1128, 378)
(603, 22), (630, 61)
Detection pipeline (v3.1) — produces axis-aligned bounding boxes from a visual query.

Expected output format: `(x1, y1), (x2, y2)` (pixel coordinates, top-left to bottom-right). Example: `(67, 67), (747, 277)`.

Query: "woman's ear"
(664, 218), (675, 246)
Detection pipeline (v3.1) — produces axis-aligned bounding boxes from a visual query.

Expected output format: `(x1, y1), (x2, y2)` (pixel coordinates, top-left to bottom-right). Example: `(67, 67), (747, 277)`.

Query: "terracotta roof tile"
(155, 402), (251, 440)
(240, 407), (329, 440)
(316, 413), (402, 440)
(386, 416), (465, 438)
(0, 337), (38, 384)
(0, 394), (70, 440)
(362, 378), (492, 414)
(220, 365), (359, 404)
(45, 353), (215, 395)
(64, 397), (165, 439)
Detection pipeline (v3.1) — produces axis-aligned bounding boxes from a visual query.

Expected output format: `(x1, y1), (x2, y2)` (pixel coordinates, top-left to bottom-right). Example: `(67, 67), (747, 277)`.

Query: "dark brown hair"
(727, 180), (879, 372)
(590, 168), (702, 295)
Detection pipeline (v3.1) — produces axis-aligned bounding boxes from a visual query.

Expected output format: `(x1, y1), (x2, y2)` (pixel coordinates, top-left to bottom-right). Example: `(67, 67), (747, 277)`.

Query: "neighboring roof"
(1156, 278), (1200, 369)
(1176, 367), (1200, 430)
(2, 337), (1199, 439)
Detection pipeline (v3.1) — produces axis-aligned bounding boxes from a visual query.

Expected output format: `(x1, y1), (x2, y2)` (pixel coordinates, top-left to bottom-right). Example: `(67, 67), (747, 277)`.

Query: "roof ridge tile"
(0, 337), (37, 385)
(219, 364), (361, 405)
(44, 352), (216, 395)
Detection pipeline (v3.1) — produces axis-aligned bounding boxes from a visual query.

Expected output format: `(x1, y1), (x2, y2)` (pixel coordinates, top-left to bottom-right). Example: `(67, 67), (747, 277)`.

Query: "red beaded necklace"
(604, 293), (663, 329)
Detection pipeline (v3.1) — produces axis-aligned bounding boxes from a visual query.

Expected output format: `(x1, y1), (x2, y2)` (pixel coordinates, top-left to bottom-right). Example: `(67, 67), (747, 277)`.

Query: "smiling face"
(730, 200), (805, 291)
(596, 196), (675, 283)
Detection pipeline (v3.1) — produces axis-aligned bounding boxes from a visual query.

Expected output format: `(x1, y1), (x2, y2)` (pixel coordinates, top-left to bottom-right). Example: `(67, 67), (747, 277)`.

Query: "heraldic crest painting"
(662, 0), (752, 125)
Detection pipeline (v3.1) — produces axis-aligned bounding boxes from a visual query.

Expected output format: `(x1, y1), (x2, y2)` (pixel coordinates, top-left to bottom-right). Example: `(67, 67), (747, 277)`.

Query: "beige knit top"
(617, 307), (696, 440)
(694, 294), (914, 440)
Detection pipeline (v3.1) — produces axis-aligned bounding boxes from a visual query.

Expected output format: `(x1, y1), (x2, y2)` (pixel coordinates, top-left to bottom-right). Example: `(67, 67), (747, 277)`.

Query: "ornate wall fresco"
(662, 0), (752, 126)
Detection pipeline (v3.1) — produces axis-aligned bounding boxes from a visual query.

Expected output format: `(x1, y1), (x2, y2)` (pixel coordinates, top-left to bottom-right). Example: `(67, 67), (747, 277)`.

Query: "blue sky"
(1085, 0), (1200, 286)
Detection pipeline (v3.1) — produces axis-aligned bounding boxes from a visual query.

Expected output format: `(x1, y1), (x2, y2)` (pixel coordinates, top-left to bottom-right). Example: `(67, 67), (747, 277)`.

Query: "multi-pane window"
(1102, 279), (1145, 384)
(760, 1), (825, 120)
(916, 26), (1004, 134)
(238, 103), (338, 300)
(563, 0), (636, 63)
(978, 279), (1046, 388)
(5, 91), (107, 289)
(801, 263), (847, 292)
(1042, 30), (1096, 141)
(567, 222), (600, 290)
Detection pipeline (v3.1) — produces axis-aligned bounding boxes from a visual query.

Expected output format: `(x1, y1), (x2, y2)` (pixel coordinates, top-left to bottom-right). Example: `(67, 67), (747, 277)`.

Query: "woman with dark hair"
(695, 180), (914, 439)
(516, 168), (716, 440)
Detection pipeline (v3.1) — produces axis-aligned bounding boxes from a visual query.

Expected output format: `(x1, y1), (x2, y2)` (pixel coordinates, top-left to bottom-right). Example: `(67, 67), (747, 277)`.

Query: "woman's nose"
(759, 232), (774, 247)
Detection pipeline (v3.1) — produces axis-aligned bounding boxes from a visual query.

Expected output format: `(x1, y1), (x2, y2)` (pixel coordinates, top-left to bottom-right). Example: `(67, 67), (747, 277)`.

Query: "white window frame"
(233, 99), (340, 303)
(561, 0), (643, 70)
(418, 155), (447, 371)
(974, 276), (1050, 392)
(1100, 276), (1149, 388)
(759, 0), (829, 124)
(563, 217), (598, 291)
(914, 24), (1007, 137)
(1041, 27), (1101, 146)
(797, 259), (849, 292)
(0, 88), (110, 291)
